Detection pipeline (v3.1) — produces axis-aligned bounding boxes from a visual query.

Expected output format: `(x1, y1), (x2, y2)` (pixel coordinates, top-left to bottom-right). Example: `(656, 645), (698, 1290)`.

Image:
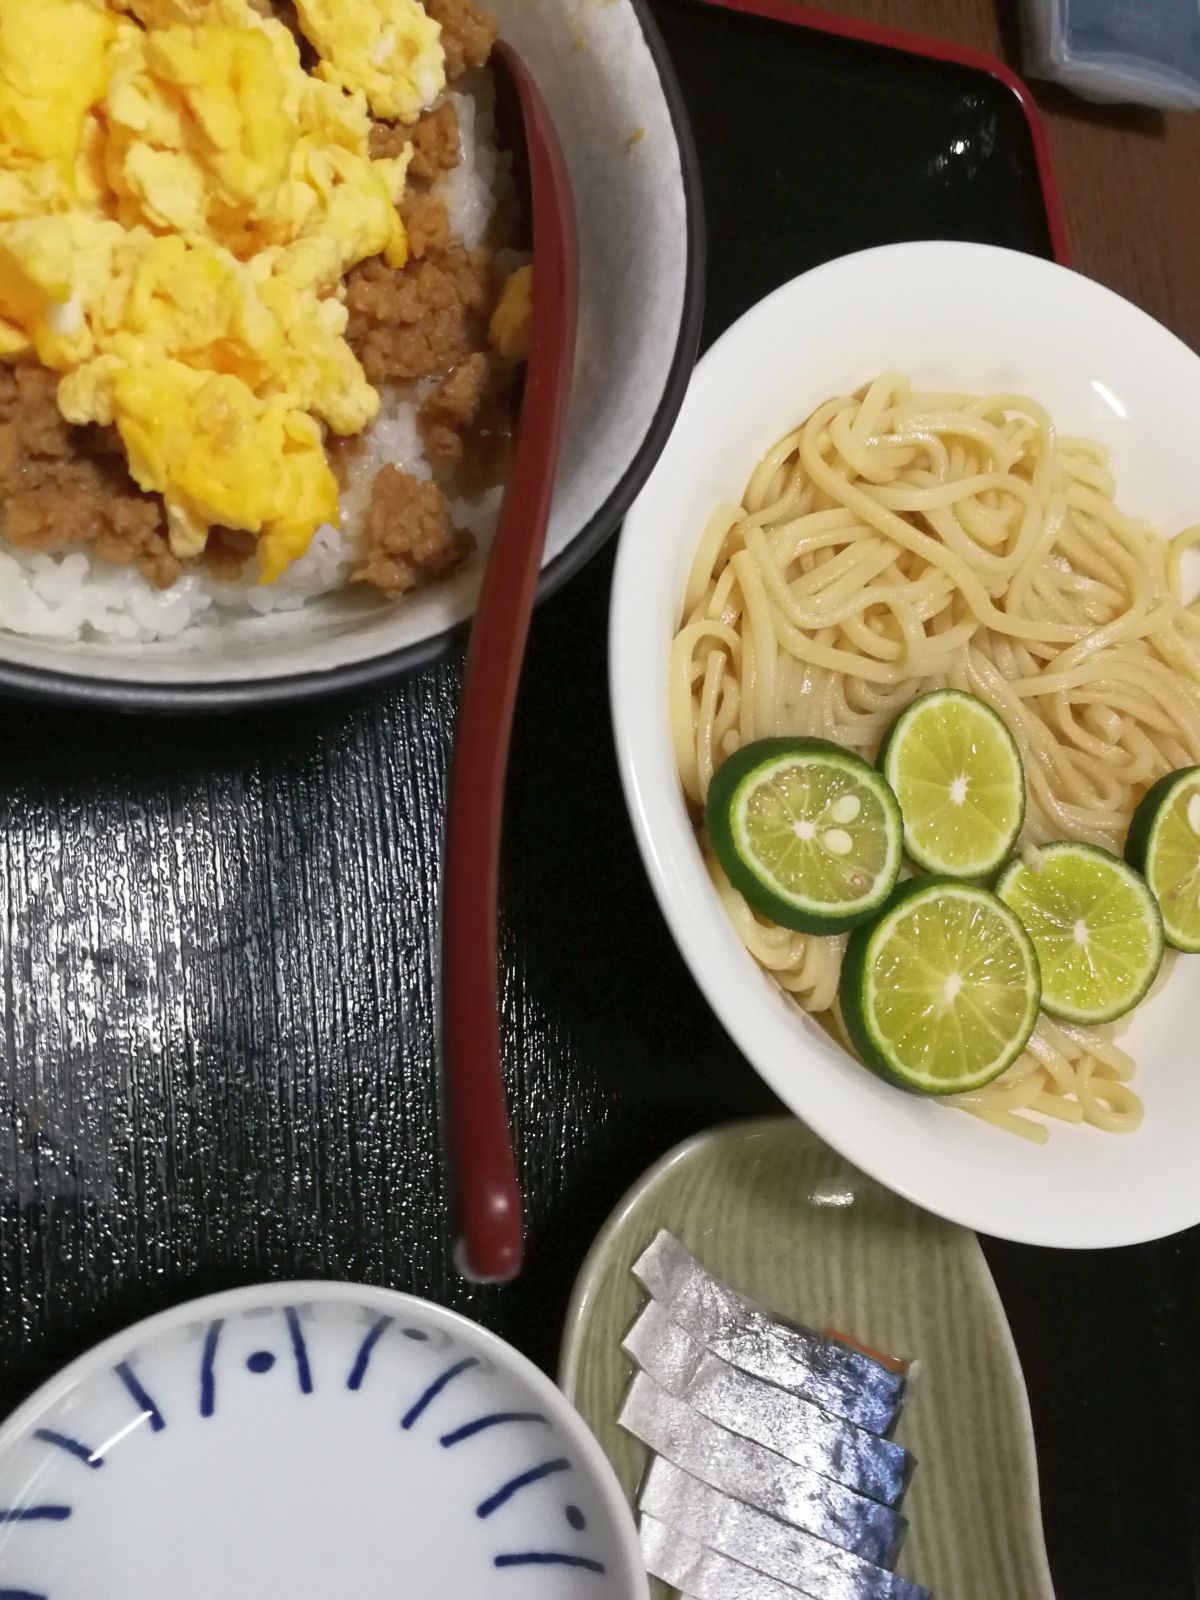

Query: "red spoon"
(440, 41), (579, 1284)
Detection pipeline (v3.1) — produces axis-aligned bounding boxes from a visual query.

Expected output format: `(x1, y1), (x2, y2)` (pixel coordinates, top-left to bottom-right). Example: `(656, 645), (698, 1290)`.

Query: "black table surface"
(1, 5), (1196, 1597)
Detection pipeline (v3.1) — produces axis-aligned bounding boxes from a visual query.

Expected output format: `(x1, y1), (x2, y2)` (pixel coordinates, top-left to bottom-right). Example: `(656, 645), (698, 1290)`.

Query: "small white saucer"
(0, 1282), (646, 1599)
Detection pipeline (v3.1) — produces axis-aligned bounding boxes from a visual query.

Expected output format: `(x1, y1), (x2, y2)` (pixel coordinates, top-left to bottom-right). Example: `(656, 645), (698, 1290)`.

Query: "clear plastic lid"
(1020, 0), (1200, 111)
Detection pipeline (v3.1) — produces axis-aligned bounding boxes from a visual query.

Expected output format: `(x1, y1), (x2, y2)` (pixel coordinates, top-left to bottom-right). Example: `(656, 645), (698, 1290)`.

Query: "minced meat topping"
(419, 352), (489, 465)
(346, 245), (494, 386)
(399, 193), (452, 259)
(373, 101), (461, 185)
(358, 466), (474, 595)
(424, 0), (497, 81)
(0, 366), (179, 589)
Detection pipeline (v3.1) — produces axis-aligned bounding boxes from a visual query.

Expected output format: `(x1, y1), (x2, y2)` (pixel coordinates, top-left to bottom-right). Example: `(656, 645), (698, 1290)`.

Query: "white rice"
(438, 84), (501, 250)
(0, 80), (507, 645)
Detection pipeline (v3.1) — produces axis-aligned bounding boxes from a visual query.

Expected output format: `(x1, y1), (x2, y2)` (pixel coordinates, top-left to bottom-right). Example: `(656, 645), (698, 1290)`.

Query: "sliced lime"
(1125, 766), (1200, 952)
(706, 737), (902, 933)
(879, 689), (1025, 878)
(997, 842), (1163, 1023)
(840, 879), (1040, 1094)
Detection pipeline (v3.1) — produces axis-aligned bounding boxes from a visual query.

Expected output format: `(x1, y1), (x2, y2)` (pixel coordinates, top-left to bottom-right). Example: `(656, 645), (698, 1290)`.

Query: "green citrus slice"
(706, 738), (903, 933)
(996, 842), (1163, 1023)
(879, 689), (1025, 877)
(840, 879), (1041, 1094)
(1125, 766), (1200, 953)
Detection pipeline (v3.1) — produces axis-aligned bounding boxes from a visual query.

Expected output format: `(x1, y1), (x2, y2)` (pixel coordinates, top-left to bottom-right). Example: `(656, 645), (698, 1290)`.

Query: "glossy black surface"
(0, 6), (1192, 1597)
(650, 0), (1054, 343)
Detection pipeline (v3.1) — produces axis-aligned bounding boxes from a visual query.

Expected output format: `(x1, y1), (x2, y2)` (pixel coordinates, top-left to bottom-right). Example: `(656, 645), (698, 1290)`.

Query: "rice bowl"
(0, 0), (702, 706)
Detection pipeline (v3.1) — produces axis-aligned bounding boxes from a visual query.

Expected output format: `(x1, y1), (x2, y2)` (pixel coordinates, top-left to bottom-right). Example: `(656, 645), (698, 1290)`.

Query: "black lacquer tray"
(3, 6), (1197, 1597)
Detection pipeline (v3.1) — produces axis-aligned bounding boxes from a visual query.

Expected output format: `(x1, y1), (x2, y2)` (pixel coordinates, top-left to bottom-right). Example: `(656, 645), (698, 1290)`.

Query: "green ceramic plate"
(559, 1118), (1054, 1600)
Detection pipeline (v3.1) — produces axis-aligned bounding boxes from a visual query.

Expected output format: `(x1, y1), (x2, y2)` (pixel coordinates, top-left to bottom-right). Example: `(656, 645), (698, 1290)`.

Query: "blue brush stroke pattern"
(284, 1307), (313, 1395)
(439, 1412), (548, 1448)
(26, 1318), (608, 1588)
(32, 1429), (103, 1469)
(477, 1459), (570, 1519)
(200, 1319), (223, 1418)
(346, 1316), (391, 1391)
(115, 1361), (165, 1431)
(400, 1357), (478, 1431)
(494, 1552), (606, 1573)
(0, 1589), (49, 1599)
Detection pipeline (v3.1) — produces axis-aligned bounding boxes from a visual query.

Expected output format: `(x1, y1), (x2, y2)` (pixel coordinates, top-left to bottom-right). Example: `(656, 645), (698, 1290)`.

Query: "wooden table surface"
(813, 0), (1200, 350)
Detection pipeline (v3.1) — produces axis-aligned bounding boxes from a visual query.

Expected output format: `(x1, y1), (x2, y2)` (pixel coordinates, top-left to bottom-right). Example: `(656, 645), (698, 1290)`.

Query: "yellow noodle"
(1168, 523), (1200, 599)
(670, 375), (1199, 1142)
(1076, 1058), (1145, 1134)
(685, 504), (743, 616)
(953, 1103), (1050, 1144)
(1031, 1092), (1086, 1124)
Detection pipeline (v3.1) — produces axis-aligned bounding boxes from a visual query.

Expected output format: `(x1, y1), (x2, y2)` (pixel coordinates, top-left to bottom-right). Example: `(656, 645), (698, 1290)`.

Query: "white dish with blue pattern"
(0, 1281), (646, 1599)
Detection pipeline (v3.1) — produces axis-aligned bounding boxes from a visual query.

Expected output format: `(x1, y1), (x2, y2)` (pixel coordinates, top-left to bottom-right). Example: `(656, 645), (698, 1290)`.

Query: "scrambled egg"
(0, 1), (116, 216)
(490, 264), (532, 362)
(295, 0), (445, 123)
(0, 0), (447, 575)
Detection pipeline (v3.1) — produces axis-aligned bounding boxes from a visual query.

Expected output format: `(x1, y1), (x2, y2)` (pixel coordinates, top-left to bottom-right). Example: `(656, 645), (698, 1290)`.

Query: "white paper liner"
(490, 0), (691, 566)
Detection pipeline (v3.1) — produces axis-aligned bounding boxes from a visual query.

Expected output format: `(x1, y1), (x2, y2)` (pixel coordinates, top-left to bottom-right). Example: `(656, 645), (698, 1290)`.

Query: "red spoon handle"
(441, 43), (578, 1283)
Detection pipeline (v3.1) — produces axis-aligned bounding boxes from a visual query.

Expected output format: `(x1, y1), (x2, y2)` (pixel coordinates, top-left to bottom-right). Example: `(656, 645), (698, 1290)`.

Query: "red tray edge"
(693, 0), (1072, 268)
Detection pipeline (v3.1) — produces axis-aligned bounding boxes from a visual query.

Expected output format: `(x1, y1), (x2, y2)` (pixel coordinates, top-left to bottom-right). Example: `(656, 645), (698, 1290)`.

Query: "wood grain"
(806, 0), (1200, 348)
(0, 547), (779, 1402)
